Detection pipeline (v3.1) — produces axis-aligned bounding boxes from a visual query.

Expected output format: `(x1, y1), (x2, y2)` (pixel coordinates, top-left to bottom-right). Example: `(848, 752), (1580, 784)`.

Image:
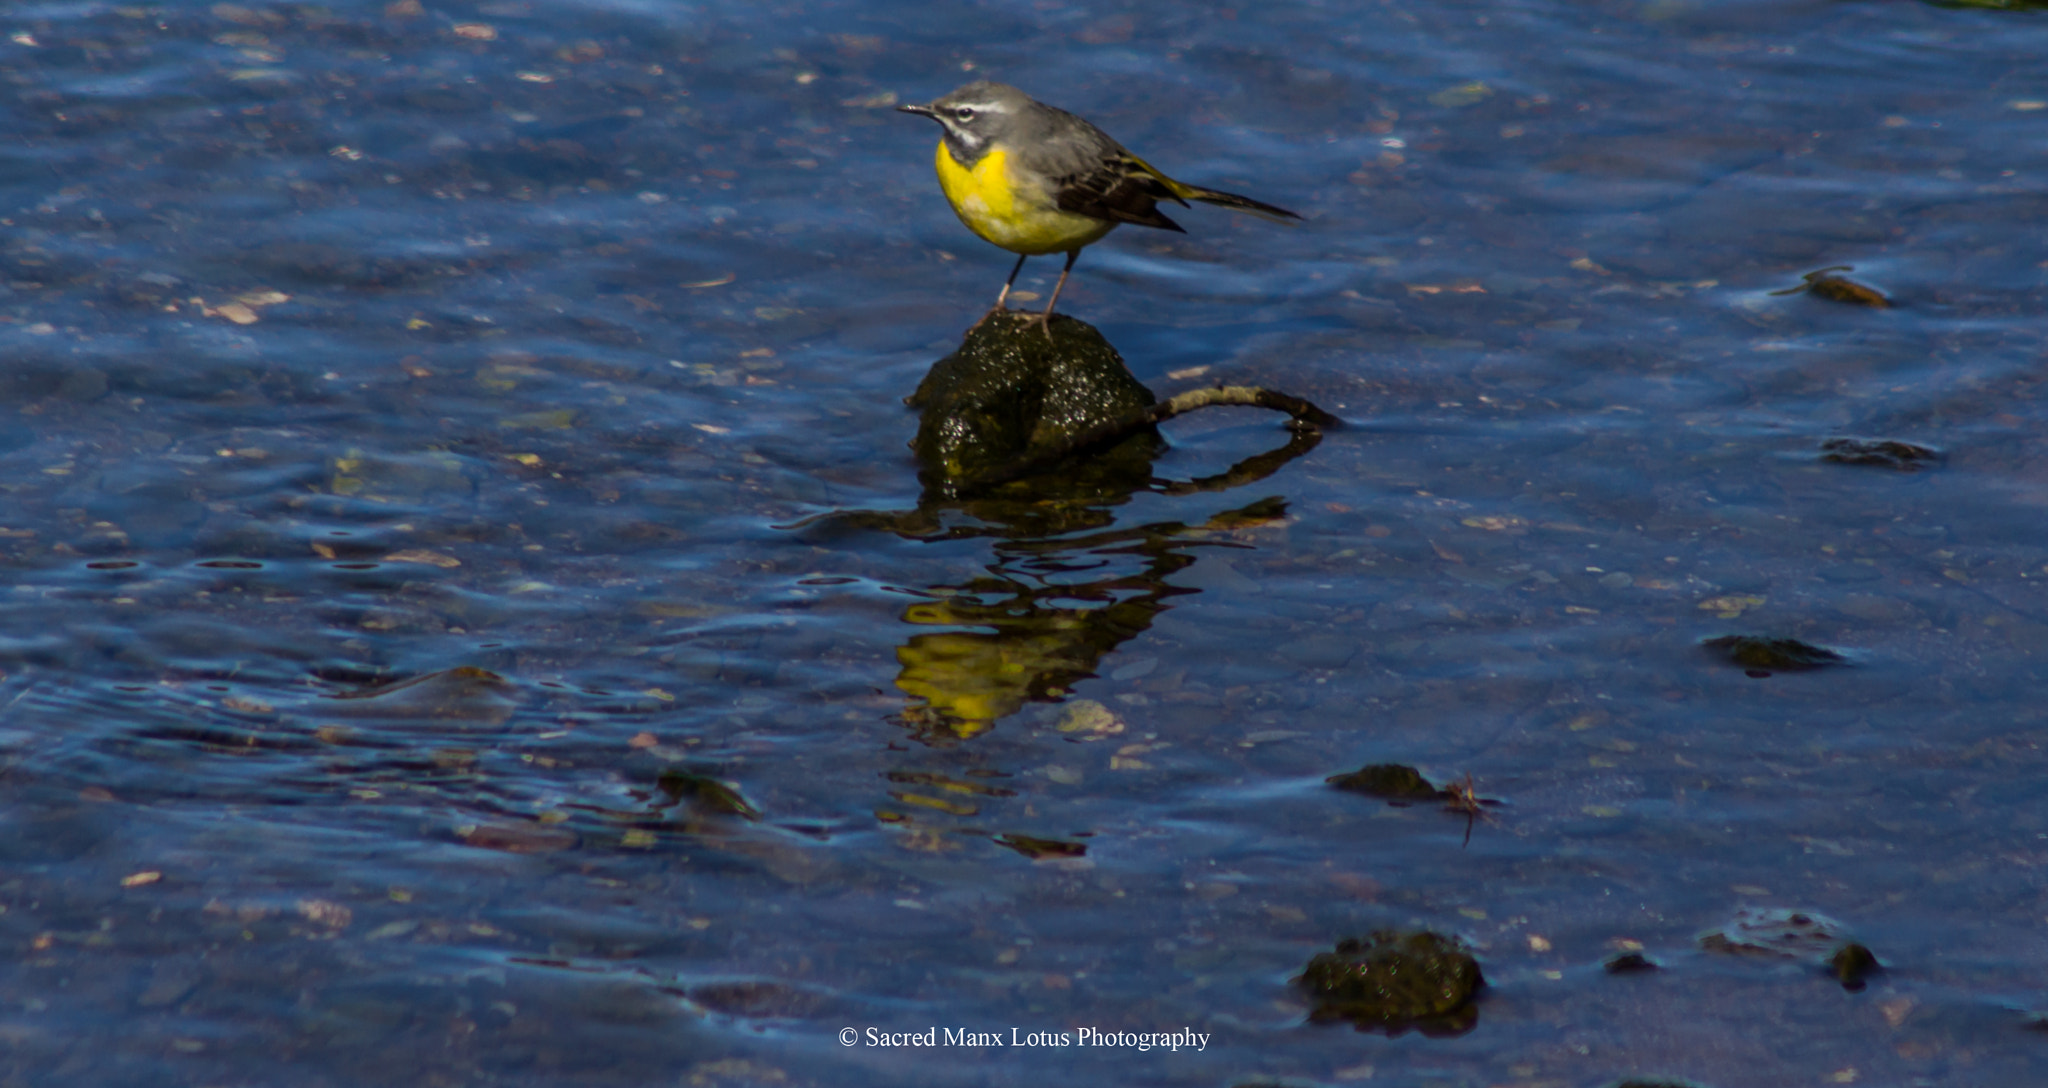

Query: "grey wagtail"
(898, 81), (1300, 331)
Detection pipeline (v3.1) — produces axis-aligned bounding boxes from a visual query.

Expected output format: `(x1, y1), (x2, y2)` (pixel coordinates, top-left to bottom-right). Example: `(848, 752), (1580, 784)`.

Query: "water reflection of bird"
(898, 81), (1300, 331)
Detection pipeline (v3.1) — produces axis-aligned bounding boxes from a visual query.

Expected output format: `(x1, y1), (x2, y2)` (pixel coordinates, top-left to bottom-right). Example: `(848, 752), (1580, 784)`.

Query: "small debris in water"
(1055, 700), (1125, 738)
(658, 770), (762, 820)
(1696, 594), (1766, 619)
(1770, 265), (1891, 307)
(993, 833), (1086, 859)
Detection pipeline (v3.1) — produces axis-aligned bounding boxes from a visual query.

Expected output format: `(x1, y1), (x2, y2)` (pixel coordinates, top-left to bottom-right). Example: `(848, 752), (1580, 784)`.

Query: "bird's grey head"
(897, 81), (1033, 159)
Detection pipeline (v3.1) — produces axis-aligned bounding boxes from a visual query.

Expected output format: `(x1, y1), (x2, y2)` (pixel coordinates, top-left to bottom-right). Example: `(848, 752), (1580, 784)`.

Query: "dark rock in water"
(657, 770), (761, 820)
(1819, 437), (1942, 471)
(1700, 635), (1845, 675)
(1326, 763), (1447, 802)
(1604, 951), (1662, 974)
(1830, 942), (1881, 990)
(1296, 930), (1483, 1033)
(907, 313), (1159, 486)
(1603, 1080), (1713, 1088)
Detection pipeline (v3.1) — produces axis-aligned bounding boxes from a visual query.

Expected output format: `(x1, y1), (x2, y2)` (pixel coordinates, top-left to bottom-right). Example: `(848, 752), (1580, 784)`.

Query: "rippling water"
(3, 1), (2046, 1085)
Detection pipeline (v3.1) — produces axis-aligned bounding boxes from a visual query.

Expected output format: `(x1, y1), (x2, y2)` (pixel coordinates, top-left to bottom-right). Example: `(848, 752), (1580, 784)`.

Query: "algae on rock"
(907, 314), (1160, 490)
(1326, 763), (1448, 802)
(1297, 930), (1484, 1033)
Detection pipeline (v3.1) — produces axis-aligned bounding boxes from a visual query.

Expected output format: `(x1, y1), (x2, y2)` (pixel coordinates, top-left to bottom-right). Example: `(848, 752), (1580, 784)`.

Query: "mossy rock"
(1297, 930), (1483, 1032)
(1326, 763), (1447, 802)
(907, 313), (1158, 486)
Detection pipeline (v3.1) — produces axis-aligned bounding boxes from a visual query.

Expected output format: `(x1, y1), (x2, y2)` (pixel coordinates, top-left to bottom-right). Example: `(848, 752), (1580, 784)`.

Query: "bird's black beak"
(896, 103), (936, 119)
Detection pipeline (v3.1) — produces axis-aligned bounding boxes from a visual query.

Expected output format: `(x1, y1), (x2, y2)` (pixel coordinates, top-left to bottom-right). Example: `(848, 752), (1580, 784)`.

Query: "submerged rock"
(907, 314), (1158, 487)
(1699, 907), (1848, 958)
(1700, 907), (1879, 989)
(1604, 951), (1662, 974)
(1700, 635), (1845, 676)
(687, 979), (833, 1019)
(1819, 437), (1942, 471)
(1325, 763), (1448, 803)
(458, 821), (579, 854)
(1296, 930), (1483, 1032)
(324, 665), (517, 726)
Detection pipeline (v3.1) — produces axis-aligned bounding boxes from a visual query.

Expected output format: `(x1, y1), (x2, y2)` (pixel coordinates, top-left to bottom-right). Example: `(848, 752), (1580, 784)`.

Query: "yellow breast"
(934, 142), (1115, 256)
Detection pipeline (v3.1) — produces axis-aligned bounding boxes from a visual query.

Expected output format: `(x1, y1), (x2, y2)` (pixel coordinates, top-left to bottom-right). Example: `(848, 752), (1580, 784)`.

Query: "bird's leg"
(1035, 250), (1080, 338)
(992, 253), (1028, 311)
(968, 254), (1030, 333)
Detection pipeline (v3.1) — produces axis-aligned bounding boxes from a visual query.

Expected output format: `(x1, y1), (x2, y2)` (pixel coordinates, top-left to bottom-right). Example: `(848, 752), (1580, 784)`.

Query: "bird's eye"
(953, 107), (975, 121)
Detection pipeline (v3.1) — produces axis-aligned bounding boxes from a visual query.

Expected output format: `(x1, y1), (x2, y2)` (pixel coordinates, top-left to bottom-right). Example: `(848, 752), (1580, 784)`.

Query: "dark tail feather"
(1184, 186), (1302, 224)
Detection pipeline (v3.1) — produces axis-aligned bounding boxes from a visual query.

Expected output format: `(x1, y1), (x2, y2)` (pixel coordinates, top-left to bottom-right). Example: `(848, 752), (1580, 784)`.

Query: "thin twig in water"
(958, 385), (1342, 494)
(1443, 773), (1497, 848)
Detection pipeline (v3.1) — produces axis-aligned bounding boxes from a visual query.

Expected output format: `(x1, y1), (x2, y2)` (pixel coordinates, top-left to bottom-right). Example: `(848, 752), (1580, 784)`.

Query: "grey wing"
(1025, 106), (1189, 232)
(1053, 155), (1187, 232)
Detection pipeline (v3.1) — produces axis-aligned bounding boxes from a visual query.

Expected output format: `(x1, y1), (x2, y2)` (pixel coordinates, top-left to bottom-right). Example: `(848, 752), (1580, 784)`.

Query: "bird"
(897, 81), (1300, 333)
